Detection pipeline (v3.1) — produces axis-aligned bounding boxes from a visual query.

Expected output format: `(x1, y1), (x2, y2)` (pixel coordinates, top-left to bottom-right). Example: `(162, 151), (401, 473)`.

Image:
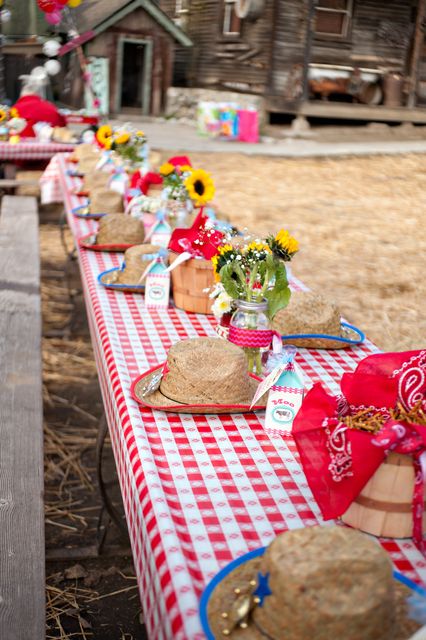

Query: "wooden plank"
(0, 196), (44, 640)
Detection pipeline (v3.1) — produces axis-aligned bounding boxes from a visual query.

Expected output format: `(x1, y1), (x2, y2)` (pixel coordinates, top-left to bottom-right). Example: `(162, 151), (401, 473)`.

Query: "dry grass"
(178, 152), (426, 352)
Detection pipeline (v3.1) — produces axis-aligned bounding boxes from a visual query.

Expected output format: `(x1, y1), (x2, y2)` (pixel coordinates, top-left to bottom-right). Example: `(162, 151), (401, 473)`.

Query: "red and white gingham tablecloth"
(49, 154), (426, 640)
(0, 140), (75, 162)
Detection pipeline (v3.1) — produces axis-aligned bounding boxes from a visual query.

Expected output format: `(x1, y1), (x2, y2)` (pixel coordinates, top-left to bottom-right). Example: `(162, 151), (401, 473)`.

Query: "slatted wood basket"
(341, 452), (426, 538)
(169, 251), (215, 314)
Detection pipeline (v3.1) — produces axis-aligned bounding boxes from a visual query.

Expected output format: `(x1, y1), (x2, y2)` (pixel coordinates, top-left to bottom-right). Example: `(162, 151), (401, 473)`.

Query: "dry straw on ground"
(181, 152), (425, 352)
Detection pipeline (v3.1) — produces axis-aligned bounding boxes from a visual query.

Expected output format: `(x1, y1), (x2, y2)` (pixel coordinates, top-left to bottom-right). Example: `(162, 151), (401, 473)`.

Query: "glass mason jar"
(229, 299), (271, 375)
(161, 188), (193, 229)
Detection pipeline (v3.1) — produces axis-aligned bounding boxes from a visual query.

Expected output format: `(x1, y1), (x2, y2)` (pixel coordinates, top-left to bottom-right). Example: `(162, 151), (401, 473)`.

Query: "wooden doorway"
(116, 37), (153, 115)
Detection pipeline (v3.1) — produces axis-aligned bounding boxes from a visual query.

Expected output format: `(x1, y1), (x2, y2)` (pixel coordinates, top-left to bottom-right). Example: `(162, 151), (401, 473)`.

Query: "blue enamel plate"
(199, 546), (426, 640)
(97, 267), (145, 293)
(72, 204), (106, 220)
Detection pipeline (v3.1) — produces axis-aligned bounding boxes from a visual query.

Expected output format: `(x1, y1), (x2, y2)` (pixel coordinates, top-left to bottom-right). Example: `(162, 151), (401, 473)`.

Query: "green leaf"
(265, 260), (290, 319)
(265, 285), (291, 320)
(220, 263), (240, 299)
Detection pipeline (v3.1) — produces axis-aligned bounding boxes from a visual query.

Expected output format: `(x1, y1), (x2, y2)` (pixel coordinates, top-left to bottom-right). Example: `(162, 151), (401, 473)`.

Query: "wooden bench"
(0, 196), (44, 639)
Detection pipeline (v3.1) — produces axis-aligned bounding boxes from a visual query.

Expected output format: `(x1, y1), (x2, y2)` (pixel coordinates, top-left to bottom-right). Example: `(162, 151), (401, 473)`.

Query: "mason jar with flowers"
(159, 162), (215, 229)
(211, 230), (299, 374)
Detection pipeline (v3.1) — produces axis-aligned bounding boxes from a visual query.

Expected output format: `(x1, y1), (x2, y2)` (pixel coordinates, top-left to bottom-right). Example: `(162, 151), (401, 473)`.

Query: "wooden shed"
(159, 0), (426, 122)
(64, 0), (192, 115)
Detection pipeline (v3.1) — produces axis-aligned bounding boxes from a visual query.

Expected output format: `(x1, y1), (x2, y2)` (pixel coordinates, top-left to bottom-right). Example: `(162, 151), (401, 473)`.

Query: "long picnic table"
(52, 153), (426, 640)
(0, 140), (75, 162)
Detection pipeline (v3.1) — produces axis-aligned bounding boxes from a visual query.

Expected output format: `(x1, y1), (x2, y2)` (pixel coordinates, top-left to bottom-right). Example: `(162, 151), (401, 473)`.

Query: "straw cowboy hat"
(131, 337), (267, 414)
(80, 214), (145, 251)
(98, 244), (162, 291)
(70, 143), (99, 162)
(201, 526), (422, 640)
(73, 188), (124, 220)
(271, 291), (364, 349)
(82, 171), (110, 193)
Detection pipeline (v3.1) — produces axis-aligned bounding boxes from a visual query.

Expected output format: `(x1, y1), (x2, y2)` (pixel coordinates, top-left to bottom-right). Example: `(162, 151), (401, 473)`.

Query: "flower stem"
(247, 263), (258, 301)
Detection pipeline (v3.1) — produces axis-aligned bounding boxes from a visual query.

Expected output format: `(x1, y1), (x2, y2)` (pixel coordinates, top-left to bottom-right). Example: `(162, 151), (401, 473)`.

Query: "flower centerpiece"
(0, 105), (27, 142)
(211, 229), (299, 374)
(158, 161), (215, 228)
(95, 125), (147, 170)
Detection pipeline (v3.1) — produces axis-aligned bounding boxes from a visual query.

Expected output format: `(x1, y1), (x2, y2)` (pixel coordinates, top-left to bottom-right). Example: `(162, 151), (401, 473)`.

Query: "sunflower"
(104, 137), (113, 151)
(184, 169), (215, 207)
(114, 131), (131, 145)
(135, 130), (145, 137)
(267, 229), (299, 261)
(179, 164), (193, 174)
(246, 241), (271, 254)
(96, 124), (113, 148)
(10, 107), (19, 119)
(0, 108), (7, 123)
(159, 162), (175, 177)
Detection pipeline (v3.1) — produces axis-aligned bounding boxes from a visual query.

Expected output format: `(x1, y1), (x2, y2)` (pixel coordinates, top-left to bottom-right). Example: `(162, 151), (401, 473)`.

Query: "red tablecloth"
(52, 154), (426, 640)
(0, 140), (75, 162)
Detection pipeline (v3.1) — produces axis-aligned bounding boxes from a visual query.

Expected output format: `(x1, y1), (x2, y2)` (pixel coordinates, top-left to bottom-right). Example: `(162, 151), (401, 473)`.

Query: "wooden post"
(0, 196), (44, 639)
(300, 0), (317, 105)
(407, 0), (426, 108)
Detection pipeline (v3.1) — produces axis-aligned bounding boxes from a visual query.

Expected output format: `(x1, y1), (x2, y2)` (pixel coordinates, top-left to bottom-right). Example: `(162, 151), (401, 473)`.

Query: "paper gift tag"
(265, 361), (305, 436)
(149, 220), (172, 248)
(251, 348), (305, 436)
(144, 259), (170, 308)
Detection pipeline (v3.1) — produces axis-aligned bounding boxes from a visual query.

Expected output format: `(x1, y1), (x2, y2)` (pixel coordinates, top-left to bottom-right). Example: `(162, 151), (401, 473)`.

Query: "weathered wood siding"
(160, 0), (418, 103)
(271, 0), (416, 97)
(160, 0), (274, 93)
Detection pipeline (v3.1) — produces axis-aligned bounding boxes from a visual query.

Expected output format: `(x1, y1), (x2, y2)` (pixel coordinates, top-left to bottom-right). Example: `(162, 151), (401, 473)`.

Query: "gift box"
(293, 350), (426, 551)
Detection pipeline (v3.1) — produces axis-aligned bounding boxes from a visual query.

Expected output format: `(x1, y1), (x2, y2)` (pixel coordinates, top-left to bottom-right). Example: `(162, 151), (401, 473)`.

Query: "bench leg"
(96, 413), (129, 551)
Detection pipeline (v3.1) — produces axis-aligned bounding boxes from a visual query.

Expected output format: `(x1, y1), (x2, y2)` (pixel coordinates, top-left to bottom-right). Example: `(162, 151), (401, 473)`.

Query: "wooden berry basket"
(169, 251), (215, 314)
(341, 452), (426, 538)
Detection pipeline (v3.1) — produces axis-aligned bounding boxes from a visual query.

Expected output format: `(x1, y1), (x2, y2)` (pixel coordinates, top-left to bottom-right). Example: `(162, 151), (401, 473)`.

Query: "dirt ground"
(40, 212), (146, 640)
(177, 151), (425, 352)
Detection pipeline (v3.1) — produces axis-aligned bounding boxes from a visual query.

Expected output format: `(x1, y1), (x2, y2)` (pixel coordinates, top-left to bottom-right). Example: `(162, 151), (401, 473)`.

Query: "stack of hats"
(96, 214), (145, 246)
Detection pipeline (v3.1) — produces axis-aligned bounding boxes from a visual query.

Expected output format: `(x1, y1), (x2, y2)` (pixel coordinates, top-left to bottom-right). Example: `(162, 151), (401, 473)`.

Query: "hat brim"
(97, 267), (146, 293)
(130, 363), (267, 414)
(72, 205), (106, 220)
(79, 233), (135, 253)
(200, 545), (424, 640)
(281, 321), (365, 350)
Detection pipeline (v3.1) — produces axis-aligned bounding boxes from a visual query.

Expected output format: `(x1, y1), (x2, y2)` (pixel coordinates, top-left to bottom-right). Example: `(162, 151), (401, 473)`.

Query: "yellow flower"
(136, 130), (145, 137)
(211, 255), (220, 281)
(184, 169), (215, 207)
(179, 164), (193, 173)
(96, 124), (113, 148)
(104, 137), (113, 151)
(160, 162), (175, 176)
(114, 132), (131, 145)
(218, 244), (233, 255)
(275, 229), (299, 254)
(246, 241), (271, 254)
(0, 108), (7, 123)
(10, 107), (19, 118)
